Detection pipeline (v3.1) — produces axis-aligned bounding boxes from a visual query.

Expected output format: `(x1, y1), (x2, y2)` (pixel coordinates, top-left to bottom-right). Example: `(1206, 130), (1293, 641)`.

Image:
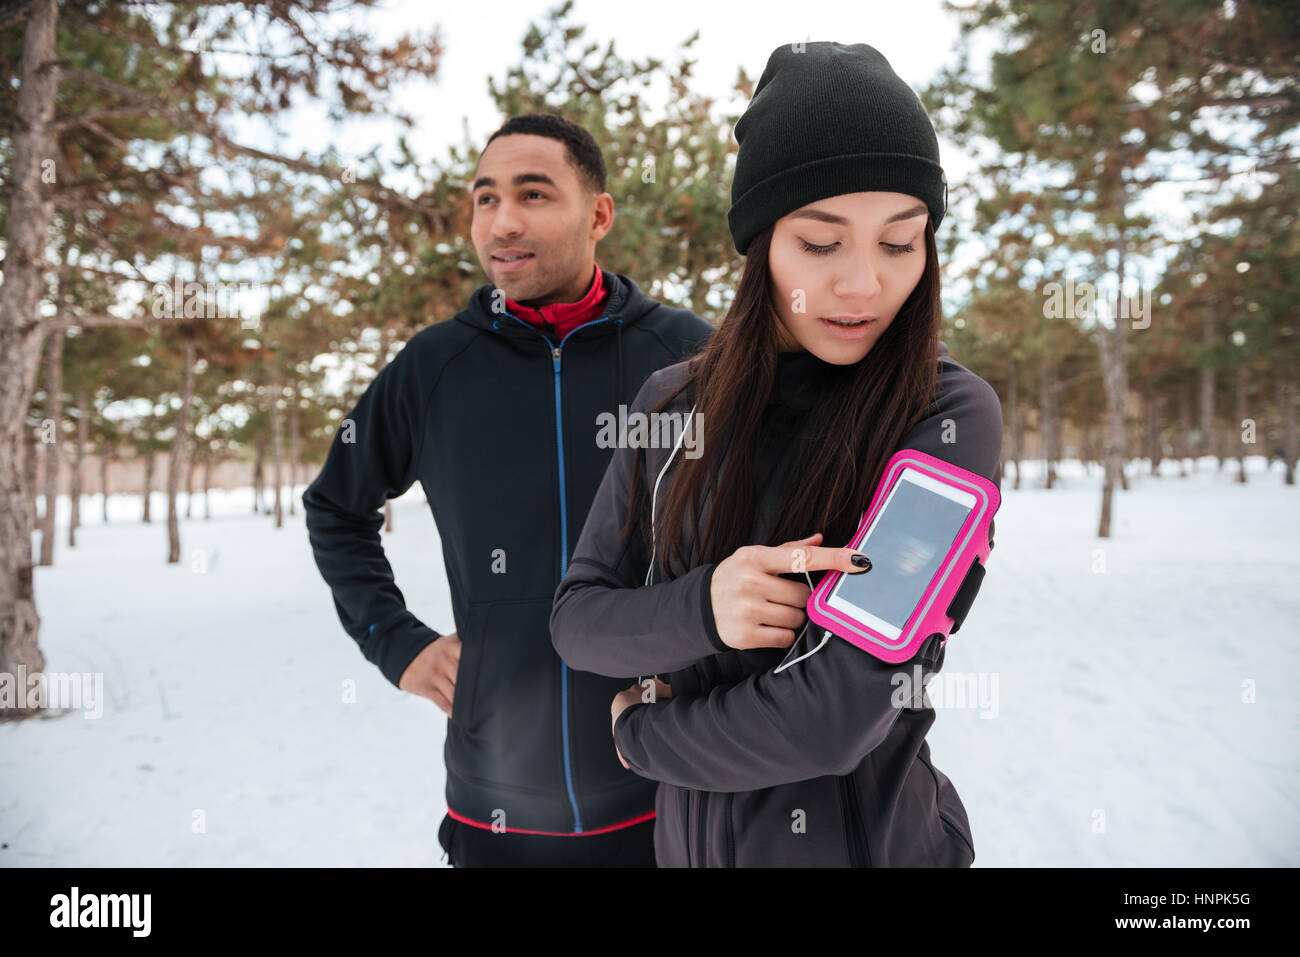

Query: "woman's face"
(768, 191), (929, 364)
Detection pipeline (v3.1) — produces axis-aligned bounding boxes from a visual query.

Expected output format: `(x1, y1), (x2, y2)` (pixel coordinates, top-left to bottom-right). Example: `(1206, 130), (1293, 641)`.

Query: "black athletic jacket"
(550, 342), (1003, 865)
(302, 267), (714, 835)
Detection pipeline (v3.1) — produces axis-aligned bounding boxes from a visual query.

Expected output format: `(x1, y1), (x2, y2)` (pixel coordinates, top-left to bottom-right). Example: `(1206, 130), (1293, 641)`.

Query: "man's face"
(767, 191), (929, 364)
(470, 133), (612, 306)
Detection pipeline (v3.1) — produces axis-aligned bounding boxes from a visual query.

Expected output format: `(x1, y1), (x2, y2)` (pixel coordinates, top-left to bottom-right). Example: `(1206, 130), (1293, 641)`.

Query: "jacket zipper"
(838, 773), (871, 867)
(686, 785), (696, 868)
(502, 311), (614, 834)
(696, 788), (709, 867)
(684, 789), (693, 867)
(724, 793), (735, 867)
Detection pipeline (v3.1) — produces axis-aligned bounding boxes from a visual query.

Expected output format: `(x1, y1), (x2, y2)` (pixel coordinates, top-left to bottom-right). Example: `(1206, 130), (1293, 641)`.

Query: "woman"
(550, 41), (1003, 867)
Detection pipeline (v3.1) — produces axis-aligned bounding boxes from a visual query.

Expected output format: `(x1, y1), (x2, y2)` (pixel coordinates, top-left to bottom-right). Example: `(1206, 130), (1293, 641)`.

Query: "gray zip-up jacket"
(550, 341), (1003, 866)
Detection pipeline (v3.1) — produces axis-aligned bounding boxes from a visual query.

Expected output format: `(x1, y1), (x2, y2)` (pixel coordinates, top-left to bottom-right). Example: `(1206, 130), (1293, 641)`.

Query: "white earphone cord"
(773, 567), (831, 673)
(644, 402), (697, 588)
(643, 401), (830, 673)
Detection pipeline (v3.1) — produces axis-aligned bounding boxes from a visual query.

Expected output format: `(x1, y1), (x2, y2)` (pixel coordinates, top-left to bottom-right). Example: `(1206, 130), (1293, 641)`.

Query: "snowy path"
(2, 457), (1297, 866)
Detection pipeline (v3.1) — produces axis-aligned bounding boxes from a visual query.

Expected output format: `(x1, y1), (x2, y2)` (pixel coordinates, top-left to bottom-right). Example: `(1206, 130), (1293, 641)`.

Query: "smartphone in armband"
(806, 448), (1001, 663)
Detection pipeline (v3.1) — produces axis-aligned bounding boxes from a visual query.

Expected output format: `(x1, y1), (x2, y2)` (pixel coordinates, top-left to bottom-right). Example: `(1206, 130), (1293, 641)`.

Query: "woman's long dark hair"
(622, 217), (943, 578)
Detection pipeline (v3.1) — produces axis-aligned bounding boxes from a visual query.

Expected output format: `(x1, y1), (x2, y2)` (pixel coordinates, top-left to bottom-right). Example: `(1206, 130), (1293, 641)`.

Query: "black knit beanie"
(728, 41), (948, 256)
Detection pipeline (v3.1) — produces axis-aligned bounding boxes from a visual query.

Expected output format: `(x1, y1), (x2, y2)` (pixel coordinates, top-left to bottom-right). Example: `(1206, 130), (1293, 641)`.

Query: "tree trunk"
(142, 411), (156, 523)
(252, 437), (265, 514)
(1234, 364), (1248, 484)
(288, 380), (299, 518)
(1177, 381), (1191, 477)
(1007, 359), (1022, 490)
(1097, 223), (1131, 539)
(27, 417), (41, 529)
(1145, 388), (1163, 477)
(38, 329), (63, 566)
(379, 328), (394, 532)
(203, 446), (213, 520)
(0, 0), (59, 718)
(270, 361), (284, 528)
(200, 445), (210, 519)
(100, 444), (111, 523)
(1279, 376), (1297, 486)
(184, 425), (198, 519)
(68, 388), (87, 547)
(166, 339), (196, 564)
(1039, 360), (1058, 489)
(1199, 299), (1216, 465)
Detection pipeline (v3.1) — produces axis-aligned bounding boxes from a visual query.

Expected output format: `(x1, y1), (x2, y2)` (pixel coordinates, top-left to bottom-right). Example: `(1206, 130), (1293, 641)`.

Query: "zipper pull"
(552, 346), (561, 371)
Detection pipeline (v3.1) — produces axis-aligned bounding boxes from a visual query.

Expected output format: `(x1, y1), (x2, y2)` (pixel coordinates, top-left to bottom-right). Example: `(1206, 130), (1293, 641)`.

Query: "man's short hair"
(485, 113), (607, 197)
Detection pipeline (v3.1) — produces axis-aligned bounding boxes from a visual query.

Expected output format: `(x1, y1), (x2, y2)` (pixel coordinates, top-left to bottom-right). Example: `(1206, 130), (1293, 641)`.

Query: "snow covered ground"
(2, 456), (1297, 867)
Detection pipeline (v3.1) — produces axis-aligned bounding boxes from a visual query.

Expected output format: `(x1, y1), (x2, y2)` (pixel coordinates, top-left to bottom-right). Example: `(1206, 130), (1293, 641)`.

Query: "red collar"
(504, 262), (608, 339)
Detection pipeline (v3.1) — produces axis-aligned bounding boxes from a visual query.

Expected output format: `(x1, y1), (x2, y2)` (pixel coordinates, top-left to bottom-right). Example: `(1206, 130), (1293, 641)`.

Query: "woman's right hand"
(710, 533), (871, 651)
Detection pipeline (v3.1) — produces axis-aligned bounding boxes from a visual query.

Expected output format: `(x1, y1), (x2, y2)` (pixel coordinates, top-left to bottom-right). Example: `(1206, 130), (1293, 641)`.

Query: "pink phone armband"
(806, 448), (1001, 663)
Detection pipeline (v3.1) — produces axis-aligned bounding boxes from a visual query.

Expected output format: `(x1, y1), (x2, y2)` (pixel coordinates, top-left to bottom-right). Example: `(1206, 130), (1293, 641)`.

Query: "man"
(303, 112), (714, 867)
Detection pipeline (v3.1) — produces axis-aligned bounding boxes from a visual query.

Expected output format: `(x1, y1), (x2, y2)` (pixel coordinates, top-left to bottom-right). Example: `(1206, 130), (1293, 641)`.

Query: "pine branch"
(0, 0), (40, 32)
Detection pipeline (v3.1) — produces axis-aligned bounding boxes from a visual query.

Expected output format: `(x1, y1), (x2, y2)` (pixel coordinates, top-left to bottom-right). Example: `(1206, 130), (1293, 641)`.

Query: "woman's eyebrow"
(789, 202), (928, 226)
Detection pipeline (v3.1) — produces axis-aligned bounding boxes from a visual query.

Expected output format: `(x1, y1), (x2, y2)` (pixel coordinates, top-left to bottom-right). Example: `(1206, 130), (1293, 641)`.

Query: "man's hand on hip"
(398, 632), (460, 717)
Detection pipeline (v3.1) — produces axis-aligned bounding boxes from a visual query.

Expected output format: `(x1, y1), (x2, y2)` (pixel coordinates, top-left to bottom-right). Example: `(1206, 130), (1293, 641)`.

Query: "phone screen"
(826, 467), (976, 638)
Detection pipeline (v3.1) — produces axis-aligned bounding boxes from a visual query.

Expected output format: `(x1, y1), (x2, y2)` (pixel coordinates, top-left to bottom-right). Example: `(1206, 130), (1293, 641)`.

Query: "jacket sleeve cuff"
(366, 613), (442, 689)
(613, 701), (649, 768)
(700, 563), (729, 654)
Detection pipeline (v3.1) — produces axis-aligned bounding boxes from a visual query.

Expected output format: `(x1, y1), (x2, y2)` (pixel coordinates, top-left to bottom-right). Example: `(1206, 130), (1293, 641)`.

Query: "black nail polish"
(851, 553), (871, 570)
